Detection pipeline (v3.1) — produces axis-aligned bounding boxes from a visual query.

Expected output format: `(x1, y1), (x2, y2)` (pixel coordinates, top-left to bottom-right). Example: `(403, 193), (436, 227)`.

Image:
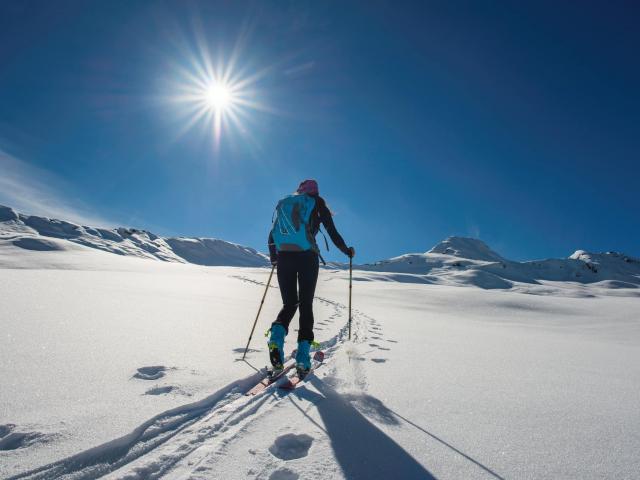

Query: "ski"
(246, 350), (297, 396)
(279, 350), (325, 390)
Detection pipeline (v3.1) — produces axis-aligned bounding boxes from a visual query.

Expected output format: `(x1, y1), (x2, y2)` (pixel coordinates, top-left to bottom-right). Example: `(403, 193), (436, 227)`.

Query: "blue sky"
(0, 1), (638, 263)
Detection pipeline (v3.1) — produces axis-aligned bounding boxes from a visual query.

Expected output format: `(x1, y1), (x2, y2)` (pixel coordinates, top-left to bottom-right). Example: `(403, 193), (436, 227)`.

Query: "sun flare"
(203, 83), (233, 112)
(167, 32), (272, 151)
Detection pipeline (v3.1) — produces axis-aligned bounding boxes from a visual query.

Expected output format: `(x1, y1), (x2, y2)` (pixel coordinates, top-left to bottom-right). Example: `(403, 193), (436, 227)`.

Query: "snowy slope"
(0, 205), (268, 268)
(356, 236), (640, 291)
(2, 255), (639, 479)
(2, 209), (640, 479)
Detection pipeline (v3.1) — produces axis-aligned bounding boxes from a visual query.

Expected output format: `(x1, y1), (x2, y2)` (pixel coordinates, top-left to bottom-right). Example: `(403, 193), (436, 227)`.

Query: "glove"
(347, 246), (355, 258)
(270, 253), (278, 266)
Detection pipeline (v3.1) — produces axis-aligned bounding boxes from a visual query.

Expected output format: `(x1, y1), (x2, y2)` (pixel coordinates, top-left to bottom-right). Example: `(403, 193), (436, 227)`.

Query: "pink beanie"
(297, 179), (319, 196)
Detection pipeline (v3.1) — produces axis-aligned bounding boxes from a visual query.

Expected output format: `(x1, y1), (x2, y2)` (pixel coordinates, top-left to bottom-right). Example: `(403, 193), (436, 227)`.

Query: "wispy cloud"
(283, 61), (315, 77)
(0, 149), (113, 227)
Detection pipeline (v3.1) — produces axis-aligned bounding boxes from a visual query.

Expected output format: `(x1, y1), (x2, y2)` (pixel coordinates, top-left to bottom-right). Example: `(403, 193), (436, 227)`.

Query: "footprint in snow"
(269, 468), (299, 480)
(133, 366), (167, 380)
(0, 425), (54, 451)
(269, 433), (314, 460)
(144, 385), (176, 395)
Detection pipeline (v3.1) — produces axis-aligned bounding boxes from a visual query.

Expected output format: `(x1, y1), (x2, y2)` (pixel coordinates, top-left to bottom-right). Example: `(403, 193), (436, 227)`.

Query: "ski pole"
(348, 256), (353, 340)
(242, 264), (275, 360)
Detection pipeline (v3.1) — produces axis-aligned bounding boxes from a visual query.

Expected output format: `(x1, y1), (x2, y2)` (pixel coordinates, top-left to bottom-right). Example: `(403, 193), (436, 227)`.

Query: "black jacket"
(268, 195), (349, 262)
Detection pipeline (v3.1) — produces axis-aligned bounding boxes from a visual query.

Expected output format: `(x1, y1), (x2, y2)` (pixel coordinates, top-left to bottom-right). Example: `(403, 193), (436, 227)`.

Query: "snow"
(356, 236), (640, 293)
(0, 204), (268, 268)
(1, 206), (639, 479)
(427, 236), (505, 262)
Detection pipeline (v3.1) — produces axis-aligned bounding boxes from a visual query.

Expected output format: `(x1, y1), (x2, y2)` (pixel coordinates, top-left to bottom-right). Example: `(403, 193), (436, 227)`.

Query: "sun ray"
(166, 29), (270, 151)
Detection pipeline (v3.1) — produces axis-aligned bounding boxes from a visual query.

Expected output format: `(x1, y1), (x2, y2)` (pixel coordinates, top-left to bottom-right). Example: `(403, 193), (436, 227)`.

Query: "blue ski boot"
(295, 340), (311, 376)
(268, 324), (286, 370)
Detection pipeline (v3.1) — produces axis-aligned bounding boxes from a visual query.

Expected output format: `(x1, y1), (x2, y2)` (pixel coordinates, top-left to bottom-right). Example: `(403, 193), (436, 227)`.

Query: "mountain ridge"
(0, 204), (269, 267)
(359, 235), (640, 289)
(2, 204), (639, 290)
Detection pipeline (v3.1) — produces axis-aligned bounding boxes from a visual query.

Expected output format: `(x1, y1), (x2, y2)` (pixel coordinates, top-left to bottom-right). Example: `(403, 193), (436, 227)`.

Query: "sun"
(166, 34), (272, 151)
(203, 83), (233, 112)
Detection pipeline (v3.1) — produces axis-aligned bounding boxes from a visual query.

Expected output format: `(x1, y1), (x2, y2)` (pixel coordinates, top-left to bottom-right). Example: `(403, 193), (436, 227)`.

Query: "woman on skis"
(267, 179), (355, 376)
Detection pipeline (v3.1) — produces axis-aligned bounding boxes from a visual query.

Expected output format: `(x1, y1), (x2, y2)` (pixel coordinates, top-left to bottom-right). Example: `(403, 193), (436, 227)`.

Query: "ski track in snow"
(7, 275), (374, 480)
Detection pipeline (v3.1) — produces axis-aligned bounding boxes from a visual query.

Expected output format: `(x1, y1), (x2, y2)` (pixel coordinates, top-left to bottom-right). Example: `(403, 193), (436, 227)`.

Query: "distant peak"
(0, 204), (19, 222)
(569, 250), (589, 260)
(428, 236), (504, 262)
(570, 249), (639, 264)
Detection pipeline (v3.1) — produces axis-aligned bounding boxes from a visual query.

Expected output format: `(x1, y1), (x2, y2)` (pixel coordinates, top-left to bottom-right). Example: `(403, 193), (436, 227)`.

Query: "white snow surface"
(0, 205), (268, 268)
(356, 237), (640, 293)
(1, 206), (640, 479)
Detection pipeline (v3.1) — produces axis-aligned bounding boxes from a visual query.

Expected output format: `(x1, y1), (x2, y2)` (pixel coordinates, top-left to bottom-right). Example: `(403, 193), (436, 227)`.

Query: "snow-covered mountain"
(0, 204), (268, 267)
(2, 204), (638, 291)
(358, 236), (640, 290)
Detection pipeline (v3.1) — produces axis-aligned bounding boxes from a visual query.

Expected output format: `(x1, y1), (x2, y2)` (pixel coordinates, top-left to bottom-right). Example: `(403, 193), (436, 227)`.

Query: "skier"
(267, 179), (355, 376)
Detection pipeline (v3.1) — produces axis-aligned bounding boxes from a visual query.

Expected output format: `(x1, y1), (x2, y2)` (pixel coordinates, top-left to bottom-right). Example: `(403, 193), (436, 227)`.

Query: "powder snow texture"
(1, 206), (639, 479)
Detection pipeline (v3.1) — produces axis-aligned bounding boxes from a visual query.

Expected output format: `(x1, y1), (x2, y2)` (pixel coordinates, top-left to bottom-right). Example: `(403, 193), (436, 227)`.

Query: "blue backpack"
(271, 194), (317, 252)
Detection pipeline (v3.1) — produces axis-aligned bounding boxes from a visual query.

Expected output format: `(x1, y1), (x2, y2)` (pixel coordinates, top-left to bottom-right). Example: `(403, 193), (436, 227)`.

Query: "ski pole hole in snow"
(268, 433), (314, 460)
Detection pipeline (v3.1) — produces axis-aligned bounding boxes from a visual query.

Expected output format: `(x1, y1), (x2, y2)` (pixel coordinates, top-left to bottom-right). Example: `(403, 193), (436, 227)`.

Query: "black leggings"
(272, 251), (319, 342)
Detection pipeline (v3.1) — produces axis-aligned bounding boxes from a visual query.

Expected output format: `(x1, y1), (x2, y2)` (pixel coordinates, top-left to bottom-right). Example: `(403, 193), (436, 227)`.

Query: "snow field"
(2, 232), (639, 478)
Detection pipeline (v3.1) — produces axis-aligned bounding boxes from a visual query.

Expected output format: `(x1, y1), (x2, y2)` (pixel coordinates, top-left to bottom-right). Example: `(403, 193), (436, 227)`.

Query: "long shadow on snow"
(339, 392), (506, 480)
(287, 376), (438, 479)
(289, 379), (506, 480)
(389, 409), (506, 480)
